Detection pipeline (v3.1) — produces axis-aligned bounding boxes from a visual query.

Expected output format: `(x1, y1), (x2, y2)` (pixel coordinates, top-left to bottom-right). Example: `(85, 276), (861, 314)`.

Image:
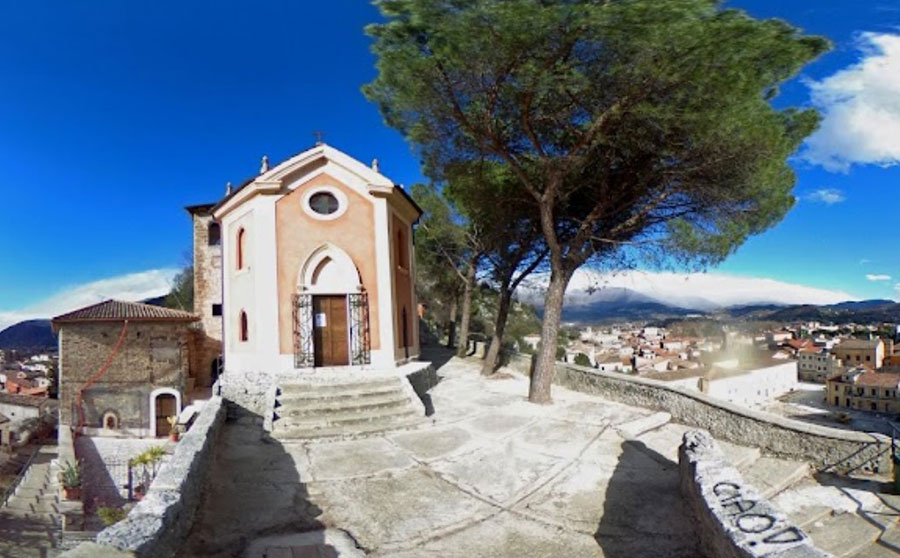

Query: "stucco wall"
(391, 212), (414, 358)
(507, 354), (890, 474)
(225, 209), (256, 355)
(275, 172), (381, 354)
(58, 322), (190, 433)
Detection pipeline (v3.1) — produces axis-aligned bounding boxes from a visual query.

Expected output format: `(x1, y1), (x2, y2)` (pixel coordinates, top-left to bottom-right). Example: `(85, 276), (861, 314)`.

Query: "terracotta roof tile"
(52, 300), (198, 324)
(0, 392), (48, 408)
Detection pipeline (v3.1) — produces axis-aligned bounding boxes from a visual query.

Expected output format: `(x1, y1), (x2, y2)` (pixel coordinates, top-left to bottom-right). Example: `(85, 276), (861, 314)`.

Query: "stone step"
(272, 414), (426, 440)
(277, 386), (408, 406)
(278, 377), (402, 395)
(278, 393), (413, 418)
(804, 510), (883, 556)
(739, 457), (809, 499)
(274, 405), (419, 431)
(848, 541), (900, 558)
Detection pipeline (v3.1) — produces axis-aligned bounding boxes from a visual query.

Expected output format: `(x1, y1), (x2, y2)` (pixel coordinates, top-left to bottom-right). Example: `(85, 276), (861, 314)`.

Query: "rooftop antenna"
(314, 131), (325, 146)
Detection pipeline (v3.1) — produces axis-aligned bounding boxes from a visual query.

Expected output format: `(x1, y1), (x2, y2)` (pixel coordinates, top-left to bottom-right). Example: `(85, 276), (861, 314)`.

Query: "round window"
(309, 192), (340, 215)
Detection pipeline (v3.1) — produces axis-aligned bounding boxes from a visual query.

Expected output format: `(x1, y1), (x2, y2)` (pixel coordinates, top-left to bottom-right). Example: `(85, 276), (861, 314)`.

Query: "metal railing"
(0, 446), (40, 508)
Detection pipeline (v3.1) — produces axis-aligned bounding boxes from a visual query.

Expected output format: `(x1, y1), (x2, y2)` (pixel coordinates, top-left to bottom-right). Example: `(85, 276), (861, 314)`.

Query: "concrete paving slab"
(305, 437), (415, 480)
(378, 512), (601, 558)
(771, 478), (854, 527)
(429, 440), (562, 504)
(312, 466), (496, 549)
(511, 419), (605, 459)
(387, 426), (475, 461)
(544, 398), (649, 427)
(456, 412), (535, 439)
(615, 411), (671, 439)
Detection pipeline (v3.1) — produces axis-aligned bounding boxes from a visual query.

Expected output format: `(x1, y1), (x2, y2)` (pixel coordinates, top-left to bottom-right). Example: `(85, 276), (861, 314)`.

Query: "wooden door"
(313, 295), (349, 367)
(155, 394), (177, 437)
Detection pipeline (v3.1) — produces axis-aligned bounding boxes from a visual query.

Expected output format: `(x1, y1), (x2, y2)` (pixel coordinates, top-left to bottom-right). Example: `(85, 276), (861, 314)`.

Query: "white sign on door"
(315, 313), (327, 328)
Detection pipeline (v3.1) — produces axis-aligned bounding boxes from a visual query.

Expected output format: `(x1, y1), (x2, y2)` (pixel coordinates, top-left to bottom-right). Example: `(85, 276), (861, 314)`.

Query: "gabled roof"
(837, 338), (882, 350)
(52, 300), (198, 326)
(211, 143), (422, 221)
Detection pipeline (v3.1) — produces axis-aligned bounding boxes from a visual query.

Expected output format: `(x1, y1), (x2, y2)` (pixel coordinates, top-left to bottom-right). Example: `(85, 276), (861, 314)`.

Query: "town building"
(52, 300), (199, 437)
(797, 349), (844, 383)
(206, 144), (423, 397)
(826, 368), (900, 414)
(833, 338), (884, 369)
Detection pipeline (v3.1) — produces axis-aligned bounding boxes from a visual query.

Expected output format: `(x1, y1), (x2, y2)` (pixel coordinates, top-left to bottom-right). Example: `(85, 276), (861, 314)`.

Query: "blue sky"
(0, 0), (898, 326)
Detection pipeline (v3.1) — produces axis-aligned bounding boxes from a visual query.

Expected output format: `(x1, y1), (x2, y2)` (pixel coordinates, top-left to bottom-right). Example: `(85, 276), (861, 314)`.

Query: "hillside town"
(2, 1), (900, 557)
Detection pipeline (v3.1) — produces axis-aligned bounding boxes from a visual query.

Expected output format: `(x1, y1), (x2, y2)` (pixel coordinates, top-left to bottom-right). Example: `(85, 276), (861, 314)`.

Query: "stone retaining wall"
(61, 396), (226, 558)
(679, 430), (831, 558)
(507, 354), (890, 474)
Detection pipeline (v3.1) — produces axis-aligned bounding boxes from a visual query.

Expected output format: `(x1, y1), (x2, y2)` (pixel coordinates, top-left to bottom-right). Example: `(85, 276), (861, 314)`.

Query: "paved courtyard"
(181, 355), (900, 558)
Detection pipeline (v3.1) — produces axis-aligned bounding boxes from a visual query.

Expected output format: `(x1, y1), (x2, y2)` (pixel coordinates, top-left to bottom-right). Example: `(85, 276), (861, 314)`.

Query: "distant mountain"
(0, 320), (56, 350)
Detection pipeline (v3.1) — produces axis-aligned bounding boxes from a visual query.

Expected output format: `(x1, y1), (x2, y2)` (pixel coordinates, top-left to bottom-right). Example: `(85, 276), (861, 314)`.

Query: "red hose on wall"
(75, 320), (129, 436)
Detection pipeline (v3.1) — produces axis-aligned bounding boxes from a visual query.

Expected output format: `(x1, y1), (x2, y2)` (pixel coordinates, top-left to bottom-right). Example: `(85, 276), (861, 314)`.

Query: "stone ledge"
(679, 430), (832, 558)
(61, 396), (226, 558)
(506, 354), (890, 474)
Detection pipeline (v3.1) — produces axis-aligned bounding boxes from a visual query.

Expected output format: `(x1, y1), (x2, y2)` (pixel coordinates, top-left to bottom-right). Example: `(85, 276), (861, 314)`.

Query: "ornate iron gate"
(293, 294), (315, 368)
(293, 293), (370, 368)
(348, 293), (371, 366)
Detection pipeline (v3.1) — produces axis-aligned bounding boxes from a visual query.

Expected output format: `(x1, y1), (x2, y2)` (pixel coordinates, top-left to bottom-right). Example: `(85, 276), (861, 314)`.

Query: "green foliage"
(164, 265), (193, 311)
(58, 460), (80, 489)
(98, 506), (127, 526)
(573, 352), (592, 367)
(365, 0), (830, 270)
(128, 446), (166, 468)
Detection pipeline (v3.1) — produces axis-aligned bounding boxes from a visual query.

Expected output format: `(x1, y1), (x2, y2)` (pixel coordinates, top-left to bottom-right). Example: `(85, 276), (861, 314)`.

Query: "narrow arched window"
(208, 222), (221, 246)
(240, 311), (249, 342)
(237, 227), (246, 269)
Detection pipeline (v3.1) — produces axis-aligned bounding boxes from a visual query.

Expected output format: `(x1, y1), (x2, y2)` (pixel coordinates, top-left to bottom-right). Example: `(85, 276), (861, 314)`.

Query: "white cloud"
(802, 188), (845, 204)
(802, 32), (900, 171)
(520, 269), (858, 310)
(866, 274), (892, 281)
(0, 269), (178, 333)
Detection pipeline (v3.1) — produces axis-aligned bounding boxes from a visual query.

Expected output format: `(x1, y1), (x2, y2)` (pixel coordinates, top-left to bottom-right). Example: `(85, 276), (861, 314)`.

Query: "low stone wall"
(56, 426), (85, 532)
(62, 396), (226, 558)
(680, 430), (831, 558)
(507, 354), (890, 474)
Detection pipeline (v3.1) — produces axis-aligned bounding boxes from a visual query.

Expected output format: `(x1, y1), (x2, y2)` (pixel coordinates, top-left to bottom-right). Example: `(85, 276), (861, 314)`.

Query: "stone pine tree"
(411, 183), (482, 355)
(444, 161), (546, 376)
(364, 0), (829, 403)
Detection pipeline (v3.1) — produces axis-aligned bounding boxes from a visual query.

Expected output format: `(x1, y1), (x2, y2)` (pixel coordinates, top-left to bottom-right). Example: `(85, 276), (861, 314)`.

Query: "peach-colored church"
(206, 143), (422, 378)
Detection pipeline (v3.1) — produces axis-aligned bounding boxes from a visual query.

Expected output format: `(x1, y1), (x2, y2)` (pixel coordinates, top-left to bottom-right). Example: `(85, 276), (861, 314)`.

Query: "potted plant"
(58, 460), (81, 501)
(167, 416), (181, 442)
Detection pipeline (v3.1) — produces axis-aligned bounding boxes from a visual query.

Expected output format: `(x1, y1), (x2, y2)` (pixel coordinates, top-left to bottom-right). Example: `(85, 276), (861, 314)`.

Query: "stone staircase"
(629, 418), (900, 557)
(0, 445), (62, 557)
(271, 375), (427, 440)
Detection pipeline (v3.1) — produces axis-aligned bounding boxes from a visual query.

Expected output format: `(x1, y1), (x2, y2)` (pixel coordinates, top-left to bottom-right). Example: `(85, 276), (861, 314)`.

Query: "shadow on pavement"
(180, 404), (327, 558)
(594, 440), (699, 558)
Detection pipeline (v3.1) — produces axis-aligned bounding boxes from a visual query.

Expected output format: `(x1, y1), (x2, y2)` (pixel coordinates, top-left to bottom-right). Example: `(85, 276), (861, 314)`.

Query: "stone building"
(833, 338), (885, 370)
(185, 202), (223, 389)
(797, 349), (844, 383)
(52, 300), (198, 437)
(826, 367), (900, 414)
(194, 144), (423, 411)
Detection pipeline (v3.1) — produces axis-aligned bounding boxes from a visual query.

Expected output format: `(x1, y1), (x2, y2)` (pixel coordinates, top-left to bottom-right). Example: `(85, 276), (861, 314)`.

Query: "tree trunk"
(446, 298), (458, 349)
(456, 255), (478, 358)
(482, 287), (512, 375)
(529, 268), (570, 404)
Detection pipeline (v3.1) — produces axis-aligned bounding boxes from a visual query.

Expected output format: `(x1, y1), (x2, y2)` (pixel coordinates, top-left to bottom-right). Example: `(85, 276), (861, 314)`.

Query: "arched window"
(208, 222), (221, 246)
(240, 311), (249, 342)
(102, 411), (119, 430)
(237, 227), (246, 270)
(396, 229), (407, 269)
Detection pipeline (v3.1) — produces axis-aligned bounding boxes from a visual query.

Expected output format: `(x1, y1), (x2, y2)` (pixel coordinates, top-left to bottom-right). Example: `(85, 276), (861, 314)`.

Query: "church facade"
(197, 144), (422, 380)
